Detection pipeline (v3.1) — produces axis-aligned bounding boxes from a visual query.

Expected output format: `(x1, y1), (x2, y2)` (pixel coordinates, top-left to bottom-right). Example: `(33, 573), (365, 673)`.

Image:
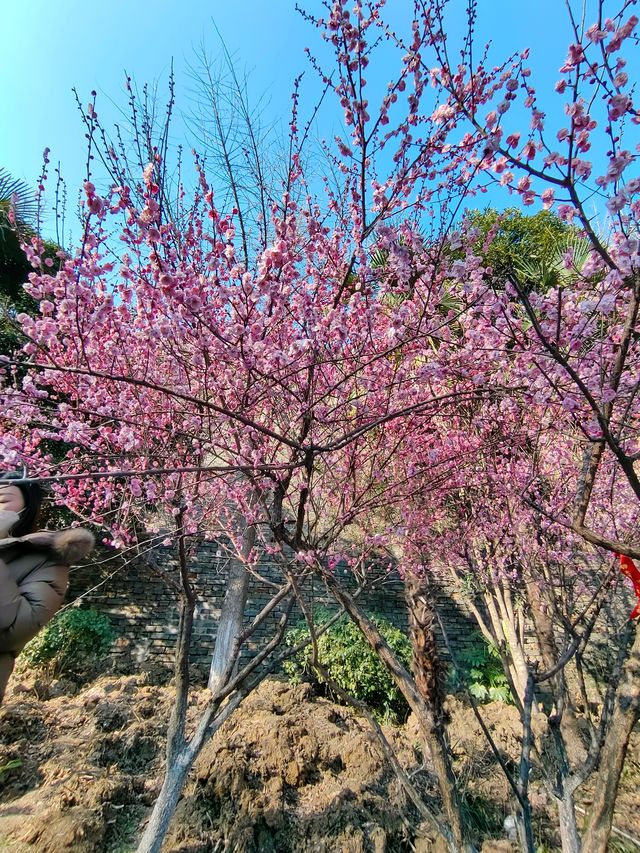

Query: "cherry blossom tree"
(0, 1), (638, 851)
(375, 2), (638, 846)
(295, 2), (640, 850)
(0, 48), (487, 852)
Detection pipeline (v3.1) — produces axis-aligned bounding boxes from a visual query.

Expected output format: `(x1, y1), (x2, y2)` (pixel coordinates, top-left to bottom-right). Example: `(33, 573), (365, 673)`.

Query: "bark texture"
(582, 622), (640, 853)
(405, 572), (445, 725)
(208, 521), (256, 693)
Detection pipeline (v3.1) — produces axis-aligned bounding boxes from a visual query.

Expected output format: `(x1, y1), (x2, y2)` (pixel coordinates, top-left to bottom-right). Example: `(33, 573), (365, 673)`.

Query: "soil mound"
(0, 672), (171, 852)
(167, 680), (419, 852)
(0, 673), (638, 852)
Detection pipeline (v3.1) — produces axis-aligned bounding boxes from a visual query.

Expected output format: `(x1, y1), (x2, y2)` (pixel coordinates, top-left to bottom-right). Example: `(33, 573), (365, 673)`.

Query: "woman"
(0, 473), (94, 704)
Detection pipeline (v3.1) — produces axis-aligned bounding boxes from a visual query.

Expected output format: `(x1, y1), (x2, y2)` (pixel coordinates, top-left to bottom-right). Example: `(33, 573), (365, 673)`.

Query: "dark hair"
(0, 472), (43, 537)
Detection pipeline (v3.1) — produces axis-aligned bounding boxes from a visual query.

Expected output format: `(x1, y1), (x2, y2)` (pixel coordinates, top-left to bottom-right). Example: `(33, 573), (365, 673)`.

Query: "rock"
(368, 826), (387, 853)
(503, 814), (518, 841)
(32, 679), (51, 701)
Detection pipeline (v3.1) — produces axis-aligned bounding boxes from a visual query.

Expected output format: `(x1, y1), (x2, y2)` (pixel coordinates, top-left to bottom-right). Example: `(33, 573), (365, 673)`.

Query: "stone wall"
(69, 542), (491, 675)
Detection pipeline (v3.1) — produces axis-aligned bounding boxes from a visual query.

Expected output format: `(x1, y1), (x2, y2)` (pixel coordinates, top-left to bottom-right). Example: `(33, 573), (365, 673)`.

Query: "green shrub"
(283, 609), (412, 723)
(20, 607), (115, 676)
(448, 638), (513, 704)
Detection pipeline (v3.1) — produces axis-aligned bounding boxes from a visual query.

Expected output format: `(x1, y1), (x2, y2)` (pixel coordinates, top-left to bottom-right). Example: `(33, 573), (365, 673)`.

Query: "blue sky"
(2, 1), (619, 240)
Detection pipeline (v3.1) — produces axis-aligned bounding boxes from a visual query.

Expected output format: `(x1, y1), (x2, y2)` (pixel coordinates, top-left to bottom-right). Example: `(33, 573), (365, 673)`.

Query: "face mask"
(0, 510), (22, 540)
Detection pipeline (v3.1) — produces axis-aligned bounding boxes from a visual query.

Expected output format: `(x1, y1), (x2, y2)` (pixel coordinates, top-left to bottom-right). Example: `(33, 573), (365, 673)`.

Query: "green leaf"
(468, 682), (489, 700)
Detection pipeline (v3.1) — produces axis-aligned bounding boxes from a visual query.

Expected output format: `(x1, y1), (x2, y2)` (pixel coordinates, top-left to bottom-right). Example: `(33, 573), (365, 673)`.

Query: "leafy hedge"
(284, 609), (412, 723)
(20, 607), (115, 676)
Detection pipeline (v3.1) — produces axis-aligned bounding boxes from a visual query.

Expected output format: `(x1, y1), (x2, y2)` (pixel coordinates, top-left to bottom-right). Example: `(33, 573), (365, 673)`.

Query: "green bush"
(20, 607), (115, 676)
(448, 638), (513, 704)
(283, 609), (412, 723)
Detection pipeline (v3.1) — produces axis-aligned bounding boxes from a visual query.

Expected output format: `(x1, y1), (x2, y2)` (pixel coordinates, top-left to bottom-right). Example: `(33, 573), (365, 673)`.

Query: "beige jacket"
(0, 526), (94, 703)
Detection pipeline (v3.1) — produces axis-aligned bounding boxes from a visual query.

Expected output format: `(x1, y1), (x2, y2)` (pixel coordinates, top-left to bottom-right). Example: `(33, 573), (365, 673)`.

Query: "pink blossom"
(541, 189), (555, 209)
(585, 24), (607, 43)
(606, 192), (627, 213)
(573, 159), (592, 179)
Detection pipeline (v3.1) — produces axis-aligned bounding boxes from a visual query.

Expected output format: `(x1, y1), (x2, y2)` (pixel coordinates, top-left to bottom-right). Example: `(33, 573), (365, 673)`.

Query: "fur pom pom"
(50, 529), (95, 563)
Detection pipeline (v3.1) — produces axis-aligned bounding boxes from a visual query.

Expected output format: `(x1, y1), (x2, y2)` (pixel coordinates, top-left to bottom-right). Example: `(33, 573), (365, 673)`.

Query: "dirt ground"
(0, 671), (638, 852)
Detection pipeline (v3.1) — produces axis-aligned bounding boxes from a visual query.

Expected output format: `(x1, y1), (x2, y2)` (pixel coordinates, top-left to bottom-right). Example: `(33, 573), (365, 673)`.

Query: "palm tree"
(0, 168), (66, 354)
(514, 231), (594, 291)
(0, 168), (40, 313)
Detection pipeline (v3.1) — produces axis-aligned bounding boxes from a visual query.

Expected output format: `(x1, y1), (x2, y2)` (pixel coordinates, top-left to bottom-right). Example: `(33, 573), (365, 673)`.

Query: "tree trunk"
(495, 581), (530, 706)
(136, 750), (193, 853)
(482, 588), (528, 706)
(138, 534), (198, 853)
(136, 689), (244, 853)
(524, 577), (558, 677)
(208, 521), (256, 693)
(405, 572), (445, 724)
(582, 622), (640, 853)
(558, 789), (582, 853)
(524, 576), (586, 763)
(325, 572), (474, 852)
(416, 716), (472, 853)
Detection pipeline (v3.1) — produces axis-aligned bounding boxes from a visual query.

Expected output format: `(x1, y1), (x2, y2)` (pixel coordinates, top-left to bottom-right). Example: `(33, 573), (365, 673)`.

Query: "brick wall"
(69, 543), (495, 675)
